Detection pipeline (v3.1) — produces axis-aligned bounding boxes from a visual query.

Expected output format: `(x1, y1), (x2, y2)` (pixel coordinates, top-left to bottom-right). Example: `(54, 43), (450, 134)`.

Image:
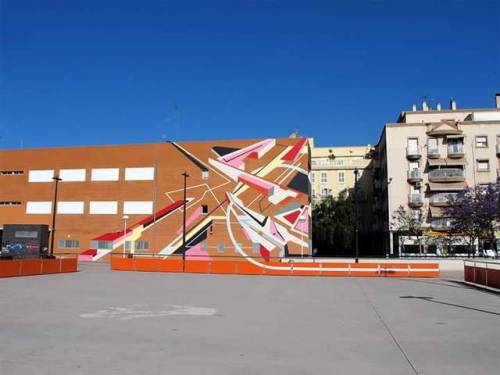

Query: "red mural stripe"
(282, 137), (307, 162)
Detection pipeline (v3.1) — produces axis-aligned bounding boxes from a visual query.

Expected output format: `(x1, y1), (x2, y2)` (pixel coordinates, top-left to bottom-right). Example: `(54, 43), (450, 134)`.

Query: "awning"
(428, 182), (467, 191)
(446, 134), (465, 139)
(427, 158), (466, 166)
(429, 206), (447, 217)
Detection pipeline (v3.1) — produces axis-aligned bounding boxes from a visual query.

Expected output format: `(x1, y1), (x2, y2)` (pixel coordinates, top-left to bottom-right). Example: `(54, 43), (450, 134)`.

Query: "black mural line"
(169, 142), (209, 172)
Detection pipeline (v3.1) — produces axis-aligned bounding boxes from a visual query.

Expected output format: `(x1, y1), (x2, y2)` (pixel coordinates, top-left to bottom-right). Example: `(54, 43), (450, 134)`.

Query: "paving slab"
(0, 263), (499, 374)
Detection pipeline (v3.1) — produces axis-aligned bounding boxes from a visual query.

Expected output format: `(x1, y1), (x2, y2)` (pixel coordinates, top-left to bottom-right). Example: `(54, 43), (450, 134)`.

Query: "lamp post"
(181, 171), (189, 271)
(354, 168), (359, 263)
(386, 177), (393, 259)
(49, 176), (62, 258)
(122, 215), (129, 257)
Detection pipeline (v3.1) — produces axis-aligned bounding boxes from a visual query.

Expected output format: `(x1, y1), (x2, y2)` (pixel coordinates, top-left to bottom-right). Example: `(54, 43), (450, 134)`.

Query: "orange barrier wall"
(0, 258), (78, 278)
(464, 262), (500, 289)
(110, 256), (440, 278)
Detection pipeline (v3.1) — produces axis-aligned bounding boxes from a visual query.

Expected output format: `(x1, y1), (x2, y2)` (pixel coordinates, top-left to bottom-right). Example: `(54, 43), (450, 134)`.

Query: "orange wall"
(0, 139), (311, 260)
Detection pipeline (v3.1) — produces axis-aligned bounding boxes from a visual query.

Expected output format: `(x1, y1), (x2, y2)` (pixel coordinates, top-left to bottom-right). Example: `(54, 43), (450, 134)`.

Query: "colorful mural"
(85, 138), (311, 266)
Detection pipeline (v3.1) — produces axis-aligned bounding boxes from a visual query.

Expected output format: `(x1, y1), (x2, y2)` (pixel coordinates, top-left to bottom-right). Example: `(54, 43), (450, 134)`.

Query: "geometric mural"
(85, 137), (311, 268)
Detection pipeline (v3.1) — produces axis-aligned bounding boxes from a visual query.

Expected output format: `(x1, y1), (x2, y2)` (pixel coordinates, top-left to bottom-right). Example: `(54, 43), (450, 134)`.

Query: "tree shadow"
(399, 296), (500, 317)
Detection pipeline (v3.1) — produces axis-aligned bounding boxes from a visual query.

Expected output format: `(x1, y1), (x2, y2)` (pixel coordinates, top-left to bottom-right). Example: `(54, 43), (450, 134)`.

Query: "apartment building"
(310, 141), (374, 202)
(374, 93), (500, 256)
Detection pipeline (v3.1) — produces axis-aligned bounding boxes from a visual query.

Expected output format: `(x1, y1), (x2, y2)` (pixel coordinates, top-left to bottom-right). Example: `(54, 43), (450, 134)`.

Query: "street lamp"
(386, 177), (393, 259)
(181, 171), (189, 271)
(354, 168), (359, 263)
(122, 215), (129, 258)
(49, 176), (62, 258)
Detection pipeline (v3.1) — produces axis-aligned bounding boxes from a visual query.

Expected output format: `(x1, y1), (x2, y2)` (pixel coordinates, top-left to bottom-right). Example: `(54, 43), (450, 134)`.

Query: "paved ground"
(1, 263), (499, 375)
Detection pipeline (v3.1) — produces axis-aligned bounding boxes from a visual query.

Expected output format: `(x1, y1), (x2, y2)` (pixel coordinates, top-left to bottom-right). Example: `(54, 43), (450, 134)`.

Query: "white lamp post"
(122, 215), (129, 257)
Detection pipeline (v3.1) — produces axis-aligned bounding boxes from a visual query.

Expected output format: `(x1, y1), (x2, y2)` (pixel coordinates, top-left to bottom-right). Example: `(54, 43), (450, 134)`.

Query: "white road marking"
(80, 305), (217, 320)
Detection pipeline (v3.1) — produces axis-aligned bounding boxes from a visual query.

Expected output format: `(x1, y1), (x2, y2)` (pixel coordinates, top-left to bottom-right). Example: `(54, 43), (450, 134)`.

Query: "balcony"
(428, 168), (465, 182)
(427, 147), (440, 159)
(447, 144), (464, 158)
(431, 218), (454, 231)
(408, 193), (423, 207)
(407, 169), (422, 183)
(429, 192), (458, 207)
(406, 146), (421, 160)
(497, 144), (500, 156)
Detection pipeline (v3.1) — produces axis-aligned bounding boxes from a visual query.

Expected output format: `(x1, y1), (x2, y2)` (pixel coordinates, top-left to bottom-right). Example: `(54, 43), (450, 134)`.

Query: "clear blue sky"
(1, 0), (499, 149)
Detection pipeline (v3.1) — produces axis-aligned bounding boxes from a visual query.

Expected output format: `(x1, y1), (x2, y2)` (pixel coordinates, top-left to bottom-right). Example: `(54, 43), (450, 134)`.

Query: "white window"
(91, 168), (119, 181)
(59, 169), (86, 182)
(410, 185), (420, 194)
(123, 201), (153, 214)
(321, 188), (329, 197)
(320, 172), (327, 183)
(311, 172), (315, 183)
(333, 159), (345, 166)
(338, 171), (345, 183)
(202, 171), (209, 180)
(428, 138), (438, 149)
(475, 136), (488, 148)
(57, 201), (84, 214)
(26, 201), (52, 214)
(89, 201), (118, 215)
(409, 162), (419, 171)
(28, 170), (54, 182)
(407, 138), (419, 148)
(477, 160), (489, 172)
(124, 167), (154, 181)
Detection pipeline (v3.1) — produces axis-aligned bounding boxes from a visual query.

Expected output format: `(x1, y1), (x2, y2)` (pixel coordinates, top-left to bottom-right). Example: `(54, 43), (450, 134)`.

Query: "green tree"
(312, 192), (354, 255)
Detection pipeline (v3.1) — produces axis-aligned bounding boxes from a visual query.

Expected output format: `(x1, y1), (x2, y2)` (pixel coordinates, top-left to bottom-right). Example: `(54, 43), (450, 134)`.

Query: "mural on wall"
(81, 138), (311, 267)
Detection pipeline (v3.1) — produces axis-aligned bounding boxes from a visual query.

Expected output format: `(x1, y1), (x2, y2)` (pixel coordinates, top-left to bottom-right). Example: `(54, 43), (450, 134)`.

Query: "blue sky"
(1, 0), (499, 149)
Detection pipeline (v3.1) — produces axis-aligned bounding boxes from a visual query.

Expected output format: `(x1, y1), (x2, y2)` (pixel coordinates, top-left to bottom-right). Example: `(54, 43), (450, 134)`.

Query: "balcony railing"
(447, 144), (464, 158)
(406, 146), (421, 160)
(407, 169), (422, 182)
(427, 147), (440, 158)
(429, 193), (458, 206)
(431, 218), (454, 231)
(428, 168), (465, 182)
(408, 193), (423, 207)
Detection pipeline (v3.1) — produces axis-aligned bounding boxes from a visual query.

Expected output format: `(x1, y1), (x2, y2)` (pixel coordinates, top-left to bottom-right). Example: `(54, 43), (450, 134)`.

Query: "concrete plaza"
(1, 263), (499, 374)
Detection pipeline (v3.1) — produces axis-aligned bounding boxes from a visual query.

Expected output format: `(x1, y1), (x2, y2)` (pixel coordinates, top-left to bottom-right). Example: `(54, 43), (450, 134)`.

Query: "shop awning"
(427, 158), (466, 166)
(428, 182), (468, 191)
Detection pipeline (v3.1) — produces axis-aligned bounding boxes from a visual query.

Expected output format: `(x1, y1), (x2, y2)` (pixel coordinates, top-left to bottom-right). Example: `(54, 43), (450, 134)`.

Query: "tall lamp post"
(386, 177), (393, 259)
(354, 168), (359, 263)
(181, 171), (189, 272)
(49, 176), (62, 258)
(122, 215), (129, 258)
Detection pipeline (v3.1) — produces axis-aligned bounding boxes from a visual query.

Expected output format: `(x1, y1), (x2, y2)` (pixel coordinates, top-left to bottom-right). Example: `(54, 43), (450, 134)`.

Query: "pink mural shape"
(185, 243), (211, 260)
(219, 139), (275, 169)
(176, 206), (202, 235)
(293, 209), (309, 234)
(282, 137), (307, 162)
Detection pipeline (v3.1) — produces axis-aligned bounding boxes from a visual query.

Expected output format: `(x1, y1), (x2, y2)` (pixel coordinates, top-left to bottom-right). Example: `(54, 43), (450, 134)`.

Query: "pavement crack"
(356, 280), (419, 375)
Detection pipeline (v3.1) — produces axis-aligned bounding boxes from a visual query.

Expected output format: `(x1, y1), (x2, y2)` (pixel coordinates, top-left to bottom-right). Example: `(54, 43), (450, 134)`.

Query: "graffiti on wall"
(84, 138), (311, 267)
